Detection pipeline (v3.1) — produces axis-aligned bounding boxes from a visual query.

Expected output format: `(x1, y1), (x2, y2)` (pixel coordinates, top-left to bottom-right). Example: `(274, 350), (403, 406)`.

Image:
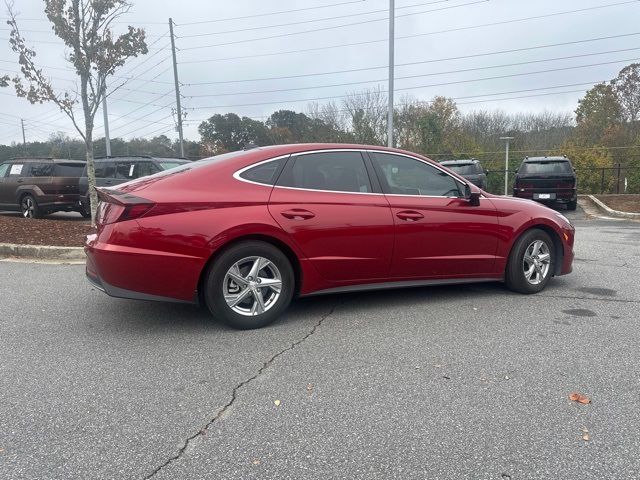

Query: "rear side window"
(115, 161), (160, 179)
(520, 161), (572, 174)
(446, 164), (477, 175)
(54, 163), (84, 177)
(158, 161), (187, 171)
(94, 162), (116, 178)
(0, 163), (9, 177)
(239, 158), (285, 185)
(277, 152), (372, 193)
(31, 163), (55, 176)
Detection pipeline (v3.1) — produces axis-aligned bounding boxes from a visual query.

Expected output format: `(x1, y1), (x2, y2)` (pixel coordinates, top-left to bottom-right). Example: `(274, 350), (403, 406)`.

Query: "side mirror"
(464, 184), (481, 206)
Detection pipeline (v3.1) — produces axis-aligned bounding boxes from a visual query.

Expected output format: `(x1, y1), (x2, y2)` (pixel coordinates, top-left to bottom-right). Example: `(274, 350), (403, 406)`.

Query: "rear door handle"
(17, 179), (24, 183)
(281, 209), (315, 220)
(396, 210), (424, 221)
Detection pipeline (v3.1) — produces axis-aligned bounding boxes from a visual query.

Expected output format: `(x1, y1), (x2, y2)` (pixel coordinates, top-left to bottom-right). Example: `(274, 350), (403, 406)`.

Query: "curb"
(586, 195), (640, 220)
(0, 243), (85, 261)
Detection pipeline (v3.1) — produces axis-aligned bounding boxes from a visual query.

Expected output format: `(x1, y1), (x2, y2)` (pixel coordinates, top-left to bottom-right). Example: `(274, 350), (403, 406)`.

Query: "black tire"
(505, 229), (555, 294)
(20, 194), (42, 219)
(566, 199), (577, 211)
(203, 241), (295, 330)
(79, 209), (91, 219)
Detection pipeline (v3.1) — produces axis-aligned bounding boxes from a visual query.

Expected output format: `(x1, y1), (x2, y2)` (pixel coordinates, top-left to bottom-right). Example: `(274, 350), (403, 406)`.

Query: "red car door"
(368, 151), (501, 279)
(269, 150), (394, 282)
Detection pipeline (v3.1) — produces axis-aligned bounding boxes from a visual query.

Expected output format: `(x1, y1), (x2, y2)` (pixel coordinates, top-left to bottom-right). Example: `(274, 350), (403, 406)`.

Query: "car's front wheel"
(203, 241), (295, 329)
(505, 229), (555, 294)
(20, 194), (42, 219)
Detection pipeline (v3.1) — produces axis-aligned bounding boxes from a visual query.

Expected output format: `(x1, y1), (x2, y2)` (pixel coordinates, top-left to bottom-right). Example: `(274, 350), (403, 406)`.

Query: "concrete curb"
(586, 195), (640, 219)
(0, 243), (85, 261)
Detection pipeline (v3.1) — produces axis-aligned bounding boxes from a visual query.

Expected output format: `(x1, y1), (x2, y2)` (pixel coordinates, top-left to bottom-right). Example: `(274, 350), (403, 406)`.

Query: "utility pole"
(169, 18), (185, 158)
(102, 85), (111, 157)
(500, 136), (514, 196)
(20, 118), (26, 146)
(387, 0), (395, 148)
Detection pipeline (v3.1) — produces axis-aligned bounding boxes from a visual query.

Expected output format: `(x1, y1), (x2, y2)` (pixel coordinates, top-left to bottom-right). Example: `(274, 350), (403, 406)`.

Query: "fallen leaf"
(569, 392), (591, 404)
(273, 399), (281, 406)
(582, 433), (590, 442)
(306, 383), (314, 392)
(252, 459), (261, 465)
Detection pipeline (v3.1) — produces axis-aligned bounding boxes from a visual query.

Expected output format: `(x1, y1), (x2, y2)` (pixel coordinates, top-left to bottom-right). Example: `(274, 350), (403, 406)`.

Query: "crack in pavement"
(143, 304), (337, 479)
(536, 294), (640, 304)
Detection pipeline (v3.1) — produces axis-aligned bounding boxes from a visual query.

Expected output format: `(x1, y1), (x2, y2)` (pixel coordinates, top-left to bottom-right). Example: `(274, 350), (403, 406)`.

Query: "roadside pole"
(102, 85), (111, 157)
(387, 0), (395, 148)
(20, 118), (26, 147)
(169, 18), (185, 158)
(500, 136), (514, 196)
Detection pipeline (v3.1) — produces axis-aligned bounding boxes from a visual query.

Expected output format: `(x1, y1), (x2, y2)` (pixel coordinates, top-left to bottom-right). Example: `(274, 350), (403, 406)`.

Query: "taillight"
(96, 189), (155, 225)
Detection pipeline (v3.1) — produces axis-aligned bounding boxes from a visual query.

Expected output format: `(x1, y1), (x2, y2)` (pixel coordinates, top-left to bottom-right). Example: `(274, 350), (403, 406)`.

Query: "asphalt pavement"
(1, 206), (639, 479)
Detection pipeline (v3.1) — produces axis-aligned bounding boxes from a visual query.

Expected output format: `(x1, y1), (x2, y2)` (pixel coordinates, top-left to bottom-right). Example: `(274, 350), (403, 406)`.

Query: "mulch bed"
(594, 194), (640, 214)
(0, 214), (94, 247)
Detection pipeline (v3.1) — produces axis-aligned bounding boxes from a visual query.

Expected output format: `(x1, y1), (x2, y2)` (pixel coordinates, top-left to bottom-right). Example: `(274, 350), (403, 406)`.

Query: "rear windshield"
(445, 164), (478, 175)
(520, 161), (572, 174)
(55, 163), (85, 177)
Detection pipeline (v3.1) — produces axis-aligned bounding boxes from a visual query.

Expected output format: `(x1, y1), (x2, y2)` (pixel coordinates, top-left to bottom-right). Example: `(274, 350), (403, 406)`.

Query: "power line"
(180, 0), (640, 53)
(176, 0), (370, 26)
(181, 0), (489, 50)
(178, 0), (452, 38)
(184, 46), (640, 97)
(188, 57), (638, 110)
(183, 31), (640, 77)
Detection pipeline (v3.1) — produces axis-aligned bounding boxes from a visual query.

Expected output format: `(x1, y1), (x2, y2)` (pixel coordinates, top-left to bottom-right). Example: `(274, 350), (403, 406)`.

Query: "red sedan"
(85, 144), (574, 329)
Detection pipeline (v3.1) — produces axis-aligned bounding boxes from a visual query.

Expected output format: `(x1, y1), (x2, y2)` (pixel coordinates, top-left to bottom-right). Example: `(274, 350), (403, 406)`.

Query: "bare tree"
(1, 0), (147, 224)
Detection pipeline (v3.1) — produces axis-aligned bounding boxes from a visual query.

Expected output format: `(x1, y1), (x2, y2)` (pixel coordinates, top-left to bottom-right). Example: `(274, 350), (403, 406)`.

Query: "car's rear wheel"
(20, 195), (42, 219)
(203, 241), (295, 329)
(505, 229), (554, 294)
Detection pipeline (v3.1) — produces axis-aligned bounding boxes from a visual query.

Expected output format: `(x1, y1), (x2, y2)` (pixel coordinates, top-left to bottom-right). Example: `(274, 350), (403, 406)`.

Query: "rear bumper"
(85, 231), (203, 304)
(513, 189), (577, 202)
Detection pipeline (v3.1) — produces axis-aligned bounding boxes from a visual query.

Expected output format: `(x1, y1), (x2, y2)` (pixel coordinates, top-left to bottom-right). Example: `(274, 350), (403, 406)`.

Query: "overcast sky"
(1, 0), (639, 145)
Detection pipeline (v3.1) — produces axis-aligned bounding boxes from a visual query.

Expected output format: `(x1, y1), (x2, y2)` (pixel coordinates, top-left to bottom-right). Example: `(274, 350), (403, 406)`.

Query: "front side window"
(239, 158), (285, 185)
(278, 152), (372, 193)
(94, 162), (116, 178)
(115, 162), (135, 179)
(371, 152), (462, 197)
(8, 164), (24, 177)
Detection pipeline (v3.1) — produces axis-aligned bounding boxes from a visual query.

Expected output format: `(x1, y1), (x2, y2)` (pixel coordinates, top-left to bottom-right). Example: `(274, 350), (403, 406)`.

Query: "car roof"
(524, 156), (569, 162)
(3, 157), (85, 164)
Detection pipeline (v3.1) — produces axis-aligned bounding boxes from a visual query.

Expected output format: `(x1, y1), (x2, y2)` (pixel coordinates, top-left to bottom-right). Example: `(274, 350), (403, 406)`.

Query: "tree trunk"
(85, 130), (98, 227)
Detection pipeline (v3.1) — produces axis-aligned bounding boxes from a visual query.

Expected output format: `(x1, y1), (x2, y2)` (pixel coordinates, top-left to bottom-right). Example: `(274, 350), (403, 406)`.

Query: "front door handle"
(17, 179), (24, 183)
(281, 209), (315, 220)
(396, 210), (424, 221)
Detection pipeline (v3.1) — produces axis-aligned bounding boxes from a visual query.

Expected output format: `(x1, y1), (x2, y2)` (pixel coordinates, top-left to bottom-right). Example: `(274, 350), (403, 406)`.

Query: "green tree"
(556, 142), (615, 194)
(574, 83), (622, 145)
(198, 113), (272, 154)
(1, 0), (147, 224)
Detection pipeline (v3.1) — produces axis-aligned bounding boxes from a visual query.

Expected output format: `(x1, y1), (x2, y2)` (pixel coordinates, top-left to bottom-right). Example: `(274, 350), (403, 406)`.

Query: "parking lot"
(1, 205), (639, 479)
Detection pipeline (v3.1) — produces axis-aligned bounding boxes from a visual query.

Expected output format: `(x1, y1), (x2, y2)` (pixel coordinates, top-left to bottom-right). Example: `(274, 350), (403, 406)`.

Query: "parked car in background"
(79, 156), (189, 214)
(86, 144), (575, 330)
(0, 157), (86, 218)
(513, 156), (577, 210)
(439, 159), (487, 189)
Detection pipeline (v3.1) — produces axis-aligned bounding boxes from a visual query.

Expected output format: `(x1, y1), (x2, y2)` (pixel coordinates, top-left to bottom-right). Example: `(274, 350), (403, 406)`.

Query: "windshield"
(520, 161), (572, 174)
(445, 164), (478, 175)
(158, 161), (187, 170)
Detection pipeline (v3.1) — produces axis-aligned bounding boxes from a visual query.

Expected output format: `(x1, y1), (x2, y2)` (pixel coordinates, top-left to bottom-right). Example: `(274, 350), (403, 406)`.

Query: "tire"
(566, 199), (577, 211)
(20, 194), (42, 219)
(203, 241), (295, 329)
(79, 209), (91, 219)
(505, 229), (555, 294)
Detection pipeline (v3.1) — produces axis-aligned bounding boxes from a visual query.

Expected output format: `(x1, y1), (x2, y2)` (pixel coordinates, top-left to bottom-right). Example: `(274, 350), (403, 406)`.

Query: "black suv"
(439, 159), (488, 189)
(0, 158), (86, 218)
(513, 156), (577, 210)
(79, 156), (189, 213)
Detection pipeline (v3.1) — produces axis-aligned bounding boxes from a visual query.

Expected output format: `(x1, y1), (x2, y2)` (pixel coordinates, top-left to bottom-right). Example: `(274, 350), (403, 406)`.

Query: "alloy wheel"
(222, 256), (283, 316)
(22, 197), (35, 218)
(522, 240), (551, 285)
